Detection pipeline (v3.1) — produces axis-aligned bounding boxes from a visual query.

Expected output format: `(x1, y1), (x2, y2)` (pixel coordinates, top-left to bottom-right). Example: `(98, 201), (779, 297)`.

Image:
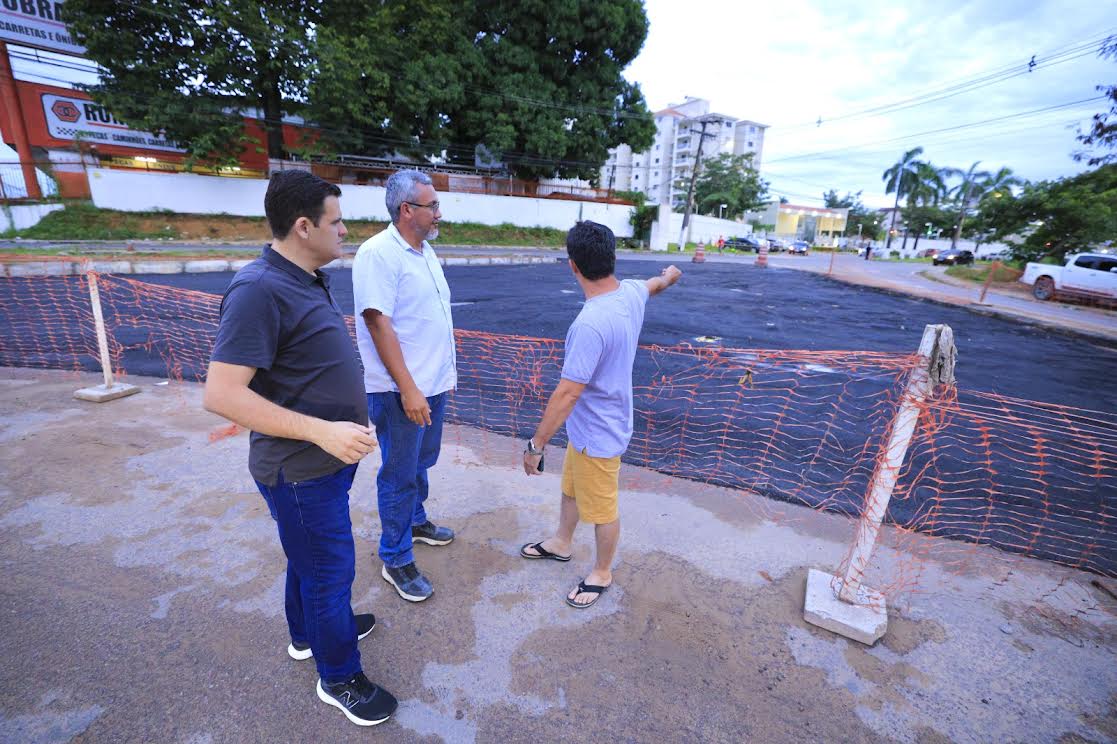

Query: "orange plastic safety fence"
(1, 274), (1114, 592)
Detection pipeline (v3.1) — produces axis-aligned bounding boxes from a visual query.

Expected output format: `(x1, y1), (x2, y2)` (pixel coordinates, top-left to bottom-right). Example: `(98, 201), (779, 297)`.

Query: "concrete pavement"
(1, 368), (1115, 743)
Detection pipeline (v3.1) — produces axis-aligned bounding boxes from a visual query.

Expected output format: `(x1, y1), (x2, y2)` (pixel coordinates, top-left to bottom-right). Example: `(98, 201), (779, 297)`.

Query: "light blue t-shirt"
(561, 279), (650, 458)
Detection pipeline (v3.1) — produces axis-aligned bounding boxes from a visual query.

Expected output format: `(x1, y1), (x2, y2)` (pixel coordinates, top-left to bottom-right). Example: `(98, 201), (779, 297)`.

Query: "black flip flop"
(565, 579), (609, 609)
(520, 541), (571, 562)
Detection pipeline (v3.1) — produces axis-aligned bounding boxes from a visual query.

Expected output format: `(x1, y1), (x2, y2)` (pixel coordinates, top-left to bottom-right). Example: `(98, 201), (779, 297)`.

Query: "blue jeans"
(369, 391), (446, 568)
(255, 464), (361, 683)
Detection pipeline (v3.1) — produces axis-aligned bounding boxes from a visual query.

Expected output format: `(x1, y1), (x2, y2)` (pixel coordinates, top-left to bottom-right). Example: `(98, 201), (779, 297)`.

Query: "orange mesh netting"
(2, 273), (1114, 590)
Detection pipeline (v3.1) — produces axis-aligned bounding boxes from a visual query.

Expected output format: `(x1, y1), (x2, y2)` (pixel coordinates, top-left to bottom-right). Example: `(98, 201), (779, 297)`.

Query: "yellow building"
(752, 202), (849, 246)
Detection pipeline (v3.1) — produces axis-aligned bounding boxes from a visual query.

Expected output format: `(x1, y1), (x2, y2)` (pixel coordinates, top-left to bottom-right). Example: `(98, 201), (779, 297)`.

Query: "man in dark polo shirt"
(204, 170), (397, 727)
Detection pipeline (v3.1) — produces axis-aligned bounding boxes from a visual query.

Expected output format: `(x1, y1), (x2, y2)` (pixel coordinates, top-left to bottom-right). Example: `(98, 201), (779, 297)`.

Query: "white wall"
(87, 168), (634, 237)
(881, 236), (1012, 259)
(1, 202), (65, 233)
(649, 206), (749, 250)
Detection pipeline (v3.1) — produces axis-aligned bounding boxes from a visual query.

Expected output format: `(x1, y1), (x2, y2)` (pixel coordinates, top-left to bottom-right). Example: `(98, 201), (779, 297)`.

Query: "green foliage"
(902, 204), (954, 238)
(446, 0), (656, 180)
(615, 190), (657, 240)
(694, 153), (768, 219)
(823, 190), (881, 240)
(1075, 36), (1117, 166)
(974, 164), (1117, 262)
(65, 0), (655, 179)
(66, 0), (319, 162)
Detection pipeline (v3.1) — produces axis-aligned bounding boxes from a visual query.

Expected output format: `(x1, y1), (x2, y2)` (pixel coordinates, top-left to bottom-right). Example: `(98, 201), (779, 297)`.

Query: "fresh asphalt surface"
(129, 257), (1117, 411)
(4, 258), (1114, 571)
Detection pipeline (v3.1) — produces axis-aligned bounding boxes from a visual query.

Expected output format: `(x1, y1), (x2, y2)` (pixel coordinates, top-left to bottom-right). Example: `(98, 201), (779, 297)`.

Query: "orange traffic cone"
(693, 241), (706, 263)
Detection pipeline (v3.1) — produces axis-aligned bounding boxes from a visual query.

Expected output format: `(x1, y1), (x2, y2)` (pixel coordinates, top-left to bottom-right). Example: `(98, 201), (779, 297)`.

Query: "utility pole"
(676, 119), (716, 250)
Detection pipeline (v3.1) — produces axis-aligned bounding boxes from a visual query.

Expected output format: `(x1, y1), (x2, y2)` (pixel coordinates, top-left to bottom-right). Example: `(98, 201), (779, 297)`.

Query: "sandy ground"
(1, 368), (1115, 744)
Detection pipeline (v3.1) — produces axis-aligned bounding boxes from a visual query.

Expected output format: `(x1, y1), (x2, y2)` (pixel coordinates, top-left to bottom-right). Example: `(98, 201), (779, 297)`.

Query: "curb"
(1, 254), (556, 277)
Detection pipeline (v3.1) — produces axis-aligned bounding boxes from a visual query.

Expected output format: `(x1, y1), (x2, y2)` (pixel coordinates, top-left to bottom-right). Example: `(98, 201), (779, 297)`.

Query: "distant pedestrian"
(353, 169), (457, 604)
(519, 221), (681, 609)
(717, 235), (725, 254)
(205, 170), (397, 727)
(864, 241), (873, 261)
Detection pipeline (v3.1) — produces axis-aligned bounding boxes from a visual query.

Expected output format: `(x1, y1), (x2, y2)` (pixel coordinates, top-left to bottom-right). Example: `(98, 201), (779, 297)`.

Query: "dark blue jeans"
(255, 464), (361, 683)
(368, 391), (446, 568)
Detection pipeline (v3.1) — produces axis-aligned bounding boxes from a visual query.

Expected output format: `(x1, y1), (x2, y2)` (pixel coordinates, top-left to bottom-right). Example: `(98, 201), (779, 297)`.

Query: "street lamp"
(719, 203), (727, 219)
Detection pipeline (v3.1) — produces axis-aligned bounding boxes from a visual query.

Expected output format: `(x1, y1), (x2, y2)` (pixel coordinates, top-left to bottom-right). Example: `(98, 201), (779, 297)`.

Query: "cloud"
(625, 0), (1115, 205)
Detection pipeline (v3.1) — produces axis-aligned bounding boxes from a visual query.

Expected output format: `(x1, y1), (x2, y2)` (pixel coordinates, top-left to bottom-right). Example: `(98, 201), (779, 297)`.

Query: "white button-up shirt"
(353, 224), (457, 396)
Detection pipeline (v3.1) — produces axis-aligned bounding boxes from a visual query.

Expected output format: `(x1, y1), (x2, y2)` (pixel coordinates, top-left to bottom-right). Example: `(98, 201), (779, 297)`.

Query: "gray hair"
(385, 169), (433, 223)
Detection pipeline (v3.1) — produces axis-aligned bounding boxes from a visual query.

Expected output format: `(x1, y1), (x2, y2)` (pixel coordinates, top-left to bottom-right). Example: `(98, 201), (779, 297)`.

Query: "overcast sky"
(4, 1), (1114, 208)
(626, 0), (1116, 206)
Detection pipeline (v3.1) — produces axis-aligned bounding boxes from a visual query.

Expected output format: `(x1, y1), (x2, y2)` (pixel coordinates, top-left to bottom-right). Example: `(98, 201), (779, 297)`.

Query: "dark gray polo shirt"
(211, 246), (366, 486)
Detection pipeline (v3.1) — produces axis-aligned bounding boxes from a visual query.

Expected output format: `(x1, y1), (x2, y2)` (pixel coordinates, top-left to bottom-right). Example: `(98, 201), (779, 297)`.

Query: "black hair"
(565, 221), (616, 280)
(264, 170), (342, 239)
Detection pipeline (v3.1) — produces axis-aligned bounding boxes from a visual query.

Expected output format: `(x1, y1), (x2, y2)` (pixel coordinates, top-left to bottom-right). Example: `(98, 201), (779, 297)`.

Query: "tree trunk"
(886, 173), (901, 251)
(912, 232), (921, 254)
(262, 77), (286, 161)
(951, 180), (973, 250)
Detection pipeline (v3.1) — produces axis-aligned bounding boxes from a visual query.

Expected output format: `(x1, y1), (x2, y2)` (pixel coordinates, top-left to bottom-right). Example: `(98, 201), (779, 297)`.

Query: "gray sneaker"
(381, 562), (433, 602)
(411, 520), (455, 546)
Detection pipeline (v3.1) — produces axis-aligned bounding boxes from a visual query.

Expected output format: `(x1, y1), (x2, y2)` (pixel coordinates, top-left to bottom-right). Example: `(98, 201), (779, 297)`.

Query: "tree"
(693, 153), (768, 219)
(66, 0), (322, 163)
(977, 165), (1117, 262)
(442, 0), (656, 180)
(66, 0), (655, 179)
(305, 1), (476, 162)
(939, 161), (990, 248)
(824, 189), (883, 241)
(882, 147), (931, 250)
(1075, 35), (1117, 166)
(903, 163), (946, 252)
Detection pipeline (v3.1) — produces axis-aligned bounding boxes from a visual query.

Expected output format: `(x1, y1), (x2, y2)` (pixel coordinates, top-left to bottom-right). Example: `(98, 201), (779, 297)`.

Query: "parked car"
(789, 240), (810, 255)
(766, 237), (787, 252)
(724, 236), (765, 251)
(917, 248), (940, 259)
(1021, 252), (1117, 302)
(933, 249), (974, 266)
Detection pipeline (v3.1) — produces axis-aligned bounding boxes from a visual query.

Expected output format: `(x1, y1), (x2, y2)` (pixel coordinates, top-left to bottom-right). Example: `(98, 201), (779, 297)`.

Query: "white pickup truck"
(1020, 252), (1117, 301)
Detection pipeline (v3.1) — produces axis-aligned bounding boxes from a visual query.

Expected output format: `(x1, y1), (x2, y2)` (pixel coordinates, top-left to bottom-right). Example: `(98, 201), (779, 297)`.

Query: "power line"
(772, 28), (1117, 132)
(766, 96), (1105, 164)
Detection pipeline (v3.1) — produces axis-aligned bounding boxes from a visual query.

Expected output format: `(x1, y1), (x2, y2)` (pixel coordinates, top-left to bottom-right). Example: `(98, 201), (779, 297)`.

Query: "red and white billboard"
(41, 92), (184, 152)
(0, 0), (85, 56)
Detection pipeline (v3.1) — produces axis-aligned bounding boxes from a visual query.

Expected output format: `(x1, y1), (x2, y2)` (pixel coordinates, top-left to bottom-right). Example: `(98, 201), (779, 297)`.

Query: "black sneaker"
(381, 562), (433, 602)
(411, 520), (455, 546)
(288, 613), (376, 660)
(317, 671), (398, 727)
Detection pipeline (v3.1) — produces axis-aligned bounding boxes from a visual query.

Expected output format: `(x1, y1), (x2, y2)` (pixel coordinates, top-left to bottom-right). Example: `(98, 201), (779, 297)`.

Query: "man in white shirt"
(353, 170), (457, 603)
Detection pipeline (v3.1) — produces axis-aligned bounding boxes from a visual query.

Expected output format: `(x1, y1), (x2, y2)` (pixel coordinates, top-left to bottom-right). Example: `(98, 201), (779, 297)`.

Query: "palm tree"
(906, 163), (947, 253)
(940, 161), (991, 249)
(981, 166), (1021, 200)
(882, 147), (929, 251)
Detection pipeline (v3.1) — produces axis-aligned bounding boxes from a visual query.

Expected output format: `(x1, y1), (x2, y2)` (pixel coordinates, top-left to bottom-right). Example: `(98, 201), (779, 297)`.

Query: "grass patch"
(15, 202), (183, 240)
(945, 263), (1023, 283)
(5, 204), (570, 246)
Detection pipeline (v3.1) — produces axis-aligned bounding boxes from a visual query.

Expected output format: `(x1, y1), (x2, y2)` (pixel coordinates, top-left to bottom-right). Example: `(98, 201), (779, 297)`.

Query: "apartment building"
(601, 96), (767, 208)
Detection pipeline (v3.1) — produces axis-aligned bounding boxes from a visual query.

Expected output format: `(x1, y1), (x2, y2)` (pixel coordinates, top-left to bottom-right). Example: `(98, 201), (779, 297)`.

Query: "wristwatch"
(525, 438), (544, 456)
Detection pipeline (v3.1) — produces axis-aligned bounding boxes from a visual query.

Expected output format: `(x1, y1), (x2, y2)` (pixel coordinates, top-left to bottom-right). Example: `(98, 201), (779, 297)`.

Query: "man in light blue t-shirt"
(520, 221), (681, 609)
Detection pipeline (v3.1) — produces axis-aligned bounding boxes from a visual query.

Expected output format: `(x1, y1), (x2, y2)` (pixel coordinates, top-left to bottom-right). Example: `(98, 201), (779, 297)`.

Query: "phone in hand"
(536, 453), (545, 472)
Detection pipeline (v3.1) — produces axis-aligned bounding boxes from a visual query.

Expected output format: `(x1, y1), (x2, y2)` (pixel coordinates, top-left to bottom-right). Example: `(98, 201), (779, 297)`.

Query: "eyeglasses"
(404, 200), (440, 212)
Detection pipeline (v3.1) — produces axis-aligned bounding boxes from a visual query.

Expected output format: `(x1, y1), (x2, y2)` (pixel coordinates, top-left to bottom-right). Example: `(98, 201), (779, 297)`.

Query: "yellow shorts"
(561, 443), (621, 524)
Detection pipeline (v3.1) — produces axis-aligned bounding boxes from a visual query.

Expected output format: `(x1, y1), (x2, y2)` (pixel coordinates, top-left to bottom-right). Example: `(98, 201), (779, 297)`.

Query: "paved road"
(129, 258), (1117, 412)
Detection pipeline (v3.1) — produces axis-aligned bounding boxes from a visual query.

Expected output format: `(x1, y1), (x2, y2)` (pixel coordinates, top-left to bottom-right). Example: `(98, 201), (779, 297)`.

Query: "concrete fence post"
(804, 323), (956, 644)
(74, 271), (141, 403)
